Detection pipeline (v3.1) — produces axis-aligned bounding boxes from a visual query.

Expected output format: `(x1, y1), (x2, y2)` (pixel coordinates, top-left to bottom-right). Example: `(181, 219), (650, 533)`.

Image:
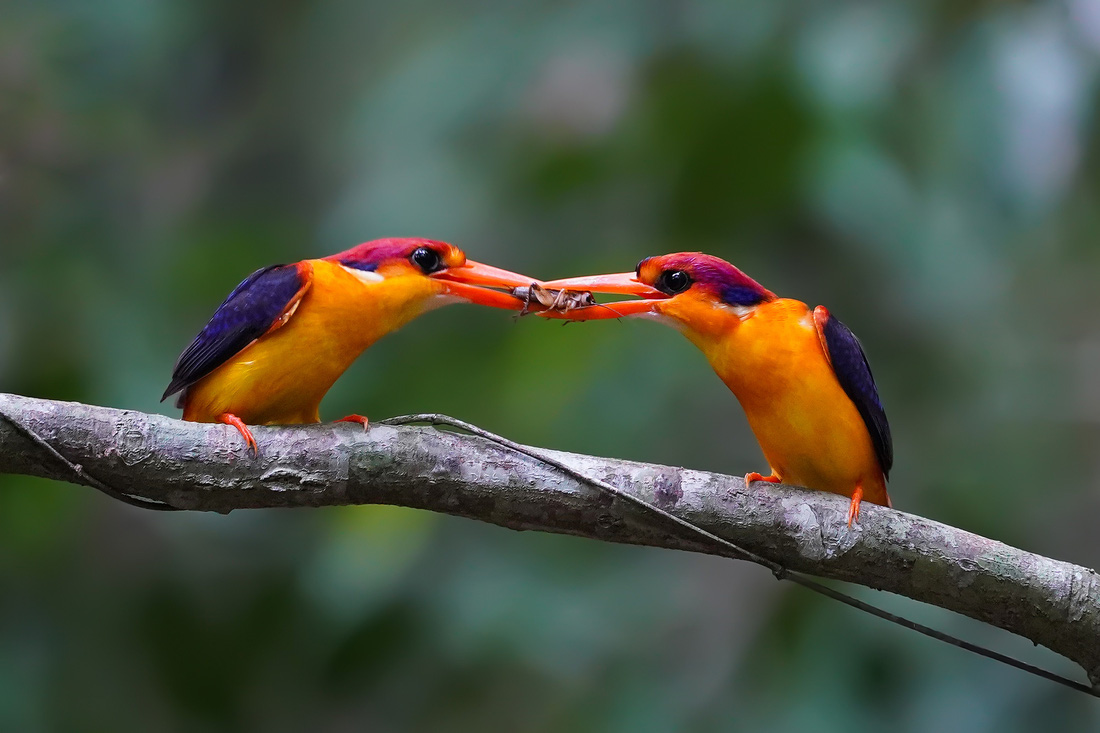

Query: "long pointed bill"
(537, 272), (668, 320)
(433, 260), (540, 310)
(543, 273), (664, 297)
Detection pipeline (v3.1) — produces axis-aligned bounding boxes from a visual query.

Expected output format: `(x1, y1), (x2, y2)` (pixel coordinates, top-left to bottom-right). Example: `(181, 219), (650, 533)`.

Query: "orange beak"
(538, 272), (668, 320)
(432, 261), (542, 309)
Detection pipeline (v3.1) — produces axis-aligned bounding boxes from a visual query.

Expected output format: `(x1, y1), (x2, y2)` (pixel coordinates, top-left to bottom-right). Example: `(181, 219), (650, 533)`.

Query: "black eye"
(656, 269), (692, 295)
(411, 246), (444, 274)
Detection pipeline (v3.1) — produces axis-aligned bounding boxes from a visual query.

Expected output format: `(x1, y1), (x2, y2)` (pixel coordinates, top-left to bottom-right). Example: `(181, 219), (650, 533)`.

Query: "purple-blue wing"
(162, 262), (312, 402)
(816, 307), (893, 479)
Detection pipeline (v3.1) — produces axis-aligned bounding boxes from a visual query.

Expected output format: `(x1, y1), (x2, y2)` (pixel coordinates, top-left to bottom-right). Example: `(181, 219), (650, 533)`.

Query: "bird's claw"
(847, 485), (863, 528)
(217, 413), (258, 456)
(336, 414), (370, 431)
(744, 472), (781, 488)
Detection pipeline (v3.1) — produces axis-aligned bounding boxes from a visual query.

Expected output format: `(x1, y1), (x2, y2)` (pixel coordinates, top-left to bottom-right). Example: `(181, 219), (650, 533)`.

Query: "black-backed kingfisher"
(163, 238), (534, 452)
(542, 253), (892, 525)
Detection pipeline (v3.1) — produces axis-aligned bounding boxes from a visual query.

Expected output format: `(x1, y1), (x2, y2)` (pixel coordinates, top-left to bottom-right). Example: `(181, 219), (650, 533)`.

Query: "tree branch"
(1, 392), (1098, 689)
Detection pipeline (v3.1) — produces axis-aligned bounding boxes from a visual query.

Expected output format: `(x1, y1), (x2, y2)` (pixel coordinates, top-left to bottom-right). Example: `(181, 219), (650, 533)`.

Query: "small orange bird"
(162, 238), (533, 452)
(543, 253), (892, 525)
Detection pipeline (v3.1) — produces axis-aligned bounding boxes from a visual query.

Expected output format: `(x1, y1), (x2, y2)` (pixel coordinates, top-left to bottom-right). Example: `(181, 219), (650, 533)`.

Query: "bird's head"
(325, 238), (535, 309)
(543, 252), (776, 338)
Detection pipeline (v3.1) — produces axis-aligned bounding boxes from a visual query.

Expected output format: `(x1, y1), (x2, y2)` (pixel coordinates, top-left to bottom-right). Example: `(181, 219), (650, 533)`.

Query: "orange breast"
(693, 299), (889, 505)
(182, 260), (440, 425)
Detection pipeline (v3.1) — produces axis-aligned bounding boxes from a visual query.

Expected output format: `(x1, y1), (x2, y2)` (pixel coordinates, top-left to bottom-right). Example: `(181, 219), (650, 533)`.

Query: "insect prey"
(511, 283), (622, 321)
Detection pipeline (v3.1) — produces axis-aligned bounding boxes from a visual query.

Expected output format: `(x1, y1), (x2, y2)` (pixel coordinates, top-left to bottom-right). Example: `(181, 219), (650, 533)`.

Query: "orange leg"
(744, 472), (781, 488)
(217, 413), (258, 456)
(335, 414), (370, 431)
(847, 485), (864, 528)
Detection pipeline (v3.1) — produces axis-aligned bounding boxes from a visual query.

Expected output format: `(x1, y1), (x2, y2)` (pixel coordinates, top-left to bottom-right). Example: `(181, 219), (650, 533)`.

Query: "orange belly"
(182, 260), (438, 425)
(696, 299), (889, 506)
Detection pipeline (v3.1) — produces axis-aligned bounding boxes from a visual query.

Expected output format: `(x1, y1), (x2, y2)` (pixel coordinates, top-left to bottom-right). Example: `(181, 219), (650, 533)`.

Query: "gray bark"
(1, 392), (1098, 688)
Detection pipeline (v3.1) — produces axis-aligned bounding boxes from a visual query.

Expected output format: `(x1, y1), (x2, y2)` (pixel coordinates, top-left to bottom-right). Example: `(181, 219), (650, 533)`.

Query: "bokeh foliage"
(2, 0), (1100, 730)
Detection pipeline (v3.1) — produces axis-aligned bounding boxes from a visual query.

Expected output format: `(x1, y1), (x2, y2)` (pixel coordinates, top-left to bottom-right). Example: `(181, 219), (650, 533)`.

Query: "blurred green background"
(3, 0), (1100, 730)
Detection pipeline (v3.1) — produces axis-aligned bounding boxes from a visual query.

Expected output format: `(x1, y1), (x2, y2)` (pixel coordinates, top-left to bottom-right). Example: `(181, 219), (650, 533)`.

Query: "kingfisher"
(541, 253), (892, 526)
(162, 238), (535, 453)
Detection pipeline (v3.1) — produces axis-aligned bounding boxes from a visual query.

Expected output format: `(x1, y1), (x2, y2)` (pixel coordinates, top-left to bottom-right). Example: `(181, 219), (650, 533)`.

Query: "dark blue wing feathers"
(820, 312), (893, 478)
(162, 264), (308, 401)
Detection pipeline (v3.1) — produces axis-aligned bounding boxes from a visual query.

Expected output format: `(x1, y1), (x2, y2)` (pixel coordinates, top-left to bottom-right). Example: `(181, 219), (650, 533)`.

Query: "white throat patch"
(636, 311), (685, 331)
(719, 302), (757, 321)
(341, 265), (386, 285)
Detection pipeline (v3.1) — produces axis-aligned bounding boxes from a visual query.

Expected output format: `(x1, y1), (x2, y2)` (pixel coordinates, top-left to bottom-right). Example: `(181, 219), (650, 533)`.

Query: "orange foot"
(847, 485), (864, 528)
(335, 414), (370, 431)
(217, 413), (258, 456)
(744, 472), (781, 487)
